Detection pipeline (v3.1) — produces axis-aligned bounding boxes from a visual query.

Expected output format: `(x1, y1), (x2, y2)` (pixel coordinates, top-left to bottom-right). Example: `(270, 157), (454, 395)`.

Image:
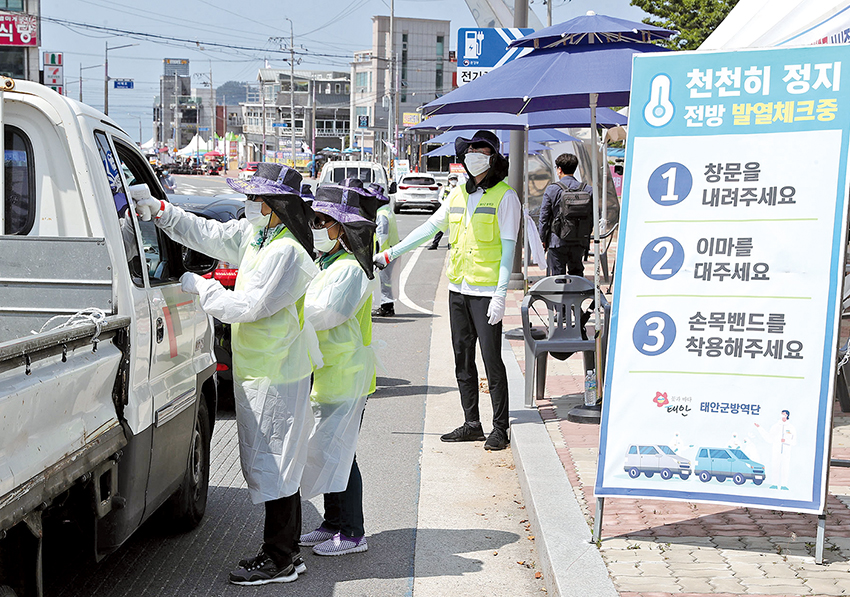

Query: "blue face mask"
(244, 200), (271, 227)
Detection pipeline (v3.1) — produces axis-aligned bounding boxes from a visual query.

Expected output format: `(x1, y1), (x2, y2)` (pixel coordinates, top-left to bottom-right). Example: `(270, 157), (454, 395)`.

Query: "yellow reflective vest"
(377, 203), (399, 252)
(446, 181), (511, 287)
(231, 227), (312, 385)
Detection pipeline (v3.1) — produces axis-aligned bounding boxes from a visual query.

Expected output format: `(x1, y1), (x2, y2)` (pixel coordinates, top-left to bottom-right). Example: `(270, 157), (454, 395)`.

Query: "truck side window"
(3, 125), (35, 235)
(113, 140), (178, 287)
(93, 130), (144, 286)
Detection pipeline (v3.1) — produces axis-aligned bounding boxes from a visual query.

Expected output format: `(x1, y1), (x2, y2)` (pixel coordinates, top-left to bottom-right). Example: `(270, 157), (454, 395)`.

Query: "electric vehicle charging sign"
(596, 45), (850, 515)
(456, 28), (533, 85)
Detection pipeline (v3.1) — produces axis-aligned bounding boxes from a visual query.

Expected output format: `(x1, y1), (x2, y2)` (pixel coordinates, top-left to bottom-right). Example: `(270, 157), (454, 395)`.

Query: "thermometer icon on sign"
(644, 73), (674, 127)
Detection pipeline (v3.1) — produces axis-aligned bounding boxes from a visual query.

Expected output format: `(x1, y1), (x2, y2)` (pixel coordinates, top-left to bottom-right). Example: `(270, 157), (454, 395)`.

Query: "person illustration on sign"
(754, 409), (797, 490)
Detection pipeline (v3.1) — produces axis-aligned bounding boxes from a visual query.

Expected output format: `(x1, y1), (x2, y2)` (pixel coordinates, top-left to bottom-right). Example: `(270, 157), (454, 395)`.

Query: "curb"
(504, 338), (618, 597)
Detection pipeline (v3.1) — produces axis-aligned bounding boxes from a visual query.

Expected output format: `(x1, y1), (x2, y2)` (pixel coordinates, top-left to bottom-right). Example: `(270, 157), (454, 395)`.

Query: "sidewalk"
(501, 247), (850, 596)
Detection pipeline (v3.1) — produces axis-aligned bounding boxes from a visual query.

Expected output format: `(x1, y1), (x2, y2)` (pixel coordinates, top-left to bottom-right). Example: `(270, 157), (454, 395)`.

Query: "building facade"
(240, 69), (351, 165)
(0, 0), (40, 82)
(153, 59), (217, 150)
(350, 16), (454, 165)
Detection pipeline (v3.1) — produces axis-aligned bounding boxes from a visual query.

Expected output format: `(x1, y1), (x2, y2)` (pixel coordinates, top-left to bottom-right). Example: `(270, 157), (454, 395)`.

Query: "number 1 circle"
(648, 162), (692, 206)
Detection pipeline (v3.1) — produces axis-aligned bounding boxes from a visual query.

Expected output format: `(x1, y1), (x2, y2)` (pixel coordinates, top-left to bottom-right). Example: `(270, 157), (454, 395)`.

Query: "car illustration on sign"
(624, 444), (691, 480)
(694, 447), (766, 485)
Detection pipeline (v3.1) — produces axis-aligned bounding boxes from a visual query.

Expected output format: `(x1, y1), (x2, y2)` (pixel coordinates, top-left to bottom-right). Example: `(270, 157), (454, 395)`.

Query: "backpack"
(551, 181), (593, 243)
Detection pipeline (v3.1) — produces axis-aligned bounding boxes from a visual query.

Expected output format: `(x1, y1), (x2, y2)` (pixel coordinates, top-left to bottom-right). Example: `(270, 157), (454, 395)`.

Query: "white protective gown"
(300, 253), (377, 499)
(156, 203), (320, 504)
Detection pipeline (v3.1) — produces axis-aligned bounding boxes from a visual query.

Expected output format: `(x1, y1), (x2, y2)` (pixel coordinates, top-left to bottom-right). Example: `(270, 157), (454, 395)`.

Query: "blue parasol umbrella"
(425, 128), (578, 146)
(424, 138), (548, 157)
(410, 108), (627, 132)
(507, 11), (675, 49)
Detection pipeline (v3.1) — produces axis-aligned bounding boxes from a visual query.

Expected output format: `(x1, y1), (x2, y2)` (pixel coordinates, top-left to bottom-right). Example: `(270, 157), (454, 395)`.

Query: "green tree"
(630, 0), (741, 50)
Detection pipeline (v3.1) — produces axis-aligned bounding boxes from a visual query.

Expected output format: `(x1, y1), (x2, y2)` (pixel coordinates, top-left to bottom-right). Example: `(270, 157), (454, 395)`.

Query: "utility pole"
(508, 0), (529, 288)
(388, 0), (394, 173)
(547, 0), (552, 26)
(311, 76), (317, 176)
(260, 73), (266, 162)
(209, 62), (215, 151)
(286, 18), (297, 170)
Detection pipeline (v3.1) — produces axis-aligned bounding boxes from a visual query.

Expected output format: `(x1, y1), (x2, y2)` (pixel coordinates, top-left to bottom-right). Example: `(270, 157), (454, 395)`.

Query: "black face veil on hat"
(312, 182), (378, 279)
(227, 162), (315, 257)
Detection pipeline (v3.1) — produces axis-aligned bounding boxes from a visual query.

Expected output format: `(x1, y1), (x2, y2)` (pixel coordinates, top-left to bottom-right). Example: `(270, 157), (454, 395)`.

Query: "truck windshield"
(330, 167), (375, 183)
(660, 446), (676, 455)
(729, 449), (748, 459)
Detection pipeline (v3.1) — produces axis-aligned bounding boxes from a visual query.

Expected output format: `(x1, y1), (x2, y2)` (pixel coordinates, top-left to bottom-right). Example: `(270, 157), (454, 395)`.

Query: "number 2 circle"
(633, 311), (676, 356)
(648, 162), (692, 206)
(640, 237), (684, 280)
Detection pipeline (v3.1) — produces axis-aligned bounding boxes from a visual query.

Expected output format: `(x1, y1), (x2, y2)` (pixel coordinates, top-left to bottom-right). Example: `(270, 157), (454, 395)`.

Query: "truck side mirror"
(181, 246), (218, 275)
(388, 181), (398, 194)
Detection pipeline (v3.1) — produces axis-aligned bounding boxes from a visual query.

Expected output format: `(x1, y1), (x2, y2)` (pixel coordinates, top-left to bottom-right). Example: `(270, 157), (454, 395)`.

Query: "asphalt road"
(45, 175), (456, 596)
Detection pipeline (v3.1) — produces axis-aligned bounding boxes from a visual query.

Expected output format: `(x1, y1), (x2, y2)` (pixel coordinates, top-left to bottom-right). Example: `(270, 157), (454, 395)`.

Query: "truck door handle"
(156, 317), (164, 343)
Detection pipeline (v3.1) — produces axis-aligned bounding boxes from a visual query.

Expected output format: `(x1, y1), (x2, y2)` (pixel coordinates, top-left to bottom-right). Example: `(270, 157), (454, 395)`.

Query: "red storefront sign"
(0, 12), (38, 47)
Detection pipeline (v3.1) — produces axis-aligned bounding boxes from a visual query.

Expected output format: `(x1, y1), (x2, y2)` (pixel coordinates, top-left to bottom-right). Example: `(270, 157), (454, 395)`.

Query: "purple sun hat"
(365, 182), (390, 206)
(226, 162), (302, 197)
(312, 179), (373, 224)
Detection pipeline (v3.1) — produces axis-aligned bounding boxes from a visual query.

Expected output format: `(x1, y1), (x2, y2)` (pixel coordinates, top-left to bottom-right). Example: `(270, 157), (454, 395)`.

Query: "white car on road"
(395, 174), (442, 213)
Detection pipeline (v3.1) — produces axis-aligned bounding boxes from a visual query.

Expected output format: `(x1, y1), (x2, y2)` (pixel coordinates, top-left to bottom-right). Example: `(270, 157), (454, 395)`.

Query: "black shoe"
(440, 422), (485, 442)
(371, 303), (395, 317)
(229, 551), (298, 586)
(484, 428), (510, 451)
(427, 244), (438, 250)
(238, 552), (306, 574)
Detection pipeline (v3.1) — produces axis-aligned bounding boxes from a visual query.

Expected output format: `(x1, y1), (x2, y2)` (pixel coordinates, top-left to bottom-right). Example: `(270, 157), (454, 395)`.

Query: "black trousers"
(263, 491), (301, 567)
(430, 230), (444, 247)
(547, 244), (585, 276)
(322, 457), (364, 538)
(449, 290), (509, 432)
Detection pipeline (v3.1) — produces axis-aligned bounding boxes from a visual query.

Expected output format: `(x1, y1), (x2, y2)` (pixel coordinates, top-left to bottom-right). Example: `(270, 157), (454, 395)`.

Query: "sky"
(41, 0), (649, 143)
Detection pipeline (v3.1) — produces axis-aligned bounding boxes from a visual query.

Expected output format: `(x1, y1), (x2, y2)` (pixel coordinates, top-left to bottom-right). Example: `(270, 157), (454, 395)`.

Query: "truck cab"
(0, 79), (217, 597)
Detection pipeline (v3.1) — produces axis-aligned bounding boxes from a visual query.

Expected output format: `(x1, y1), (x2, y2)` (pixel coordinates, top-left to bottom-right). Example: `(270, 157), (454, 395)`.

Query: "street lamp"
(104, 42), (138, 116)
(79, 63), (102, 104)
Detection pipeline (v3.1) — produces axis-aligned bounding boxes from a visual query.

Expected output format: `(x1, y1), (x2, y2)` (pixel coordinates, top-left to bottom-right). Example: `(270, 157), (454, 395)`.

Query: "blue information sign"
(596, 44), (850, 515)
(456, 28), (533, 86)
(113, 79), (133, 89)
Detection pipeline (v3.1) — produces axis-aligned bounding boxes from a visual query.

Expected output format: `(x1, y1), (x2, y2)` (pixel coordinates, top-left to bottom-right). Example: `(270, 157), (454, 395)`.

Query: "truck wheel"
(628, 467), (640, 479)
(699, 471), (711, 483)
(0, 586), (18, 597)
(733, 473), (746, 485)
(167, 399), (211, 531)
(660, 468), (672, 480)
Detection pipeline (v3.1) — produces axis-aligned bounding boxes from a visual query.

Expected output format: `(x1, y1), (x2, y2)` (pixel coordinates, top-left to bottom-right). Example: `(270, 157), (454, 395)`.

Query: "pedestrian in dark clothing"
(537, 153), (592, 277)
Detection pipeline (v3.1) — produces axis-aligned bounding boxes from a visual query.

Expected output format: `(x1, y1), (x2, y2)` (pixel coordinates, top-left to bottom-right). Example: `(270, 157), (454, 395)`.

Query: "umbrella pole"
(590, 93), (603, 401)
(601, 141), (608, 234)
(523, 126), (529, 292)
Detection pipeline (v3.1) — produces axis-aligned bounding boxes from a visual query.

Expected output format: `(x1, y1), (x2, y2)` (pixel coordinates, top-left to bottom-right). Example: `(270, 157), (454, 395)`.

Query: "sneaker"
(299, 526), (335, 547)
(427, 243), (438, 250)
(440, 422), (485, 442)
(229, 552), (298, 586)
(237, 552), (305, 573)
(312, 532), (369, 556)
(371, 303), (395, 317)
(484, 428), (510, 451)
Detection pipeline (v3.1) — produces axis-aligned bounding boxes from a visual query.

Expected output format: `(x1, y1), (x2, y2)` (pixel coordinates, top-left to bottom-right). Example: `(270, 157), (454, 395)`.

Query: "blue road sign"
(272, 122), (288, 128)
(456, 28), (533, 86)
(113, 79), (133, 89)
(198, 127), (210, 131)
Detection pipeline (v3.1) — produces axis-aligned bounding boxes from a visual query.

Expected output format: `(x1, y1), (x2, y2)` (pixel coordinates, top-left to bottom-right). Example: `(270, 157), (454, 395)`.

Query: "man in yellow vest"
(373, 130), (519, 451)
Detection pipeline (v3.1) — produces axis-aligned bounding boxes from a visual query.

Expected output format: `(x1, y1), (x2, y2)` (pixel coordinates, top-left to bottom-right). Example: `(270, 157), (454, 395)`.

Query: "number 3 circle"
(640, 237), (684, 280)
(633, 311), (676, 356)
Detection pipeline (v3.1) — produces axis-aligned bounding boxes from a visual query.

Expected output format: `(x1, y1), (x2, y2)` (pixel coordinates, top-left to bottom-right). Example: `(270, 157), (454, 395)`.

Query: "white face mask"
(312, 227), (338, 253)
(464, 152), (491, 177)
(244, 200), (271, 227)
(448, 179), (458, 187)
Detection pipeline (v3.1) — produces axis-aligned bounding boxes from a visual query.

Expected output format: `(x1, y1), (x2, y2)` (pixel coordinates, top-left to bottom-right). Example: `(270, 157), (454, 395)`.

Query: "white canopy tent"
(140, 137), (155, 152)
(177, 134), (214, 156)
(701, 0), (850, 49)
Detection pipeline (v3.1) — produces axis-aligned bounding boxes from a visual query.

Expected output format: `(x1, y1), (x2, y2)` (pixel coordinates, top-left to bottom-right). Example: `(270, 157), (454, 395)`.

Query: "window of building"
(401, 33), (408, 102)
(345, 84), (350, 94)
(334, 83), (341, 94)
(3, 125), (34, 235)
(0, 0), (23, 10)
(0, 48), (25, 78)
(295, 119), (304, 129)
(355, 72), (369, 93)
(436, 35), (444, 57)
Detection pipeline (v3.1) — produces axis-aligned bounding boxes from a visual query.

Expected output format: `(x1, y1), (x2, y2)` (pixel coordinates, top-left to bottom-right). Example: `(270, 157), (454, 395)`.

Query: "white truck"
(0, 78), (218, 596)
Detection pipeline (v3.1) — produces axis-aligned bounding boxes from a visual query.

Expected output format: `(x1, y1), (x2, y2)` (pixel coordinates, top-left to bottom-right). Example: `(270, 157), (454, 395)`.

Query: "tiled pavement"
(502, 240), (850, 596)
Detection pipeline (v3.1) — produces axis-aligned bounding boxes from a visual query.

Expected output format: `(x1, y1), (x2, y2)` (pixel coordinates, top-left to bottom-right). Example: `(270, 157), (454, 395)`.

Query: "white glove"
(373, 250), (392, 270)
(180, 272), (202, 295)
(135, 197), (163, 222)
(487, 295), (506, 326)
